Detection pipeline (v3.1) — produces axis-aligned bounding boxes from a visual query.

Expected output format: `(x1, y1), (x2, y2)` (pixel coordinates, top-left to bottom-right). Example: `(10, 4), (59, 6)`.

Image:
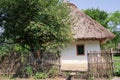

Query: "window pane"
(77, 45), (84, 55)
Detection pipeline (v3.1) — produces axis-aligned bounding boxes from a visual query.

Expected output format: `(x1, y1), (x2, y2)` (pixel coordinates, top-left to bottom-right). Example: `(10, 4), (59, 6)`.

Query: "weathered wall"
(61, 40), (100, 71)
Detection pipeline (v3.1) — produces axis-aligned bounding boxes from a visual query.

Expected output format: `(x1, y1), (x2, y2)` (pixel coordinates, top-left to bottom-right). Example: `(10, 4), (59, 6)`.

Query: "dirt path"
(0, 77), (120, 80)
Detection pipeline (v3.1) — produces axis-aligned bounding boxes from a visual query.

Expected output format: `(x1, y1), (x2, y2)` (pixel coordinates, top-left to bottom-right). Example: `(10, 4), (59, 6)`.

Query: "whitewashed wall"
(61, 40), (101, 71)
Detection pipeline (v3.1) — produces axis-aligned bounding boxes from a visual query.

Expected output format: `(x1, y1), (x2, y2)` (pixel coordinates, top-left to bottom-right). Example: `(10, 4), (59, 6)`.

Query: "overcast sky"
(69, 0), (120, 13)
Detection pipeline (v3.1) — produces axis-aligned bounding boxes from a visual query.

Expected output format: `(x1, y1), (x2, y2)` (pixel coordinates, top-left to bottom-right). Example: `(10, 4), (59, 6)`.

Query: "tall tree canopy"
(107, 11), (120, 30)
(107, 11), (120, 47)
(0, 0), (72, 54)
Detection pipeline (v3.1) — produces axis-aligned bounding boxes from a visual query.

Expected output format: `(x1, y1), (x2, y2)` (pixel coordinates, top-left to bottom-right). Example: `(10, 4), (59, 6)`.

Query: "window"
(76, 45), (84, 55)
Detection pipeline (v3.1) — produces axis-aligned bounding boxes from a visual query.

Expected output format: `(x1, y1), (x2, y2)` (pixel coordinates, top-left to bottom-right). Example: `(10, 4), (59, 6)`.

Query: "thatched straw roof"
(67, 3), (115, 41)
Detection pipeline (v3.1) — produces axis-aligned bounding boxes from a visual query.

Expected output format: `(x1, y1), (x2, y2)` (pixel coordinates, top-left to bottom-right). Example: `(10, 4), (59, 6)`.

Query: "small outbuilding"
(61, 3), (115, 71)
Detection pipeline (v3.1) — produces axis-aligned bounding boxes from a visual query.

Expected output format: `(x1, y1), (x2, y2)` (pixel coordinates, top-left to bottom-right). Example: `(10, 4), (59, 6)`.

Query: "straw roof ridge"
(67, 3), (115, 41)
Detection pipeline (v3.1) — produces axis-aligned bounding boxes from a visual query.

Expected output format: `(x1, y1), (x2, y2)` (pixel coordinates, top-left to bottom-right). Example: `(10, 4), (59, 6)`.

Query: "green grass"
(114, 56), (120, 60)
(113, 56), (120, 76)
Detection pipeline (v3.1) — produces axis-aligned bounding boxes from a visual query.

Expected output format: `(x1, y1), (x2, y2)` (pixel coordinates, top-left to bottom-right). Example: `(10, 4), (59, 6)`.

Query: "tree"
(107, 11), (120, 47)
(0, 0), (72, 56)
(84, 8), (108, 28)
(107, 11), (120, 28)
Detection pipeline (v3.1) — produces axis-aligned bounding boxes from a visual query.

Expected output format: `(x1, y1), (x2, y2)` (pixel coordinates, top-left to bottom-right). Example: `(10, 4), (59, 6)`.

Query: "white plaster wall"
(61, 40), (101, 71)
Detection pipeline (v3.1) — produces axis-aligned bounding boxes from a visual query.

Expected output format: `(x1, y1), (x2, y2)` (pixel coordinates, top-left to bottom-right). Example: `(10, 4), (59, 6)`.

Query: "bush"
(24, 66), (33, 77)
(34, 72), (47, 79)
(34, 67), (59, 79)
(115, 70), (120, 76)
(48, 67), (59, 78)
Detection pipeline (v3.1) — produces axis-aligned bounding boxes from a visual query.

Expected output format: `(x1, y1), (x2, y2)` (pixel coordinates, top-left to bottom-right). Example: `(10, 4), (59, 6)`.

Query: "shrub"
(24, 66), (33, 77)
(115, 70), (120, 76)
(48, 67), (59, 78)
(34, 72), (47, 79)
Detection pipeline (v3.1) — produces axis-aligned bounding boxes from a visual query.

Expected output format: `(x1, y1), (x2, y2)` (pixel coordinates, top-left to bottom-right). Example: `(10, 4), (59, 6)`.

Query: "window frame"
(76, 44), (85, 56)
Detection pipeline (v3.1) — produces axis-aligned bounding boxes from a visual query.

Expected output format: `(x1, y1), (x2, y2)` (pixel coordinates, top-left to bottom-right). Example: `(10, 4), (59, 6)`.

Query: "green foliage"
(0, 0), (72, 53)
(48, 67), (59, 78)
(34, 72), (47, 79)
(107, 11), (120, 47)
(107, 11), (120, 28)
(63, 71), (71, 77)
(0, 44), (11, 56)
(0, 43), (29, 56)
(114, 56), (120, 76)
(24, 66), (33, 77)
(115, 70), (120, 77)
(111, 31), (120, 47)
(101, 41), (116, 49)
(102, 11), (120, 49)
(34, 67), (59, 79)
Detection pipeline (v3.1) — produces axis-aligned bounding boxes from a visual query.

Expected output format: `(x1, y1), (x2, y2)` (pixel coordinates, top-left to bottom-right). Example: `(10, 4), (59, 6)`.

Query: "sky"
(69, 0), (120, 13)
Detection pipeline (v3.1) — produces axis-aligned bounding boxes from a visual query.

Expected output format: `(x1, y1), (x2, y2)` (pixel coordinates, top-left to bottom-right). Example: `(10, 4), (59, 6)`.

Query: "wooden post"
(111, 52), (114, 76)
(87, 53), (91, 79)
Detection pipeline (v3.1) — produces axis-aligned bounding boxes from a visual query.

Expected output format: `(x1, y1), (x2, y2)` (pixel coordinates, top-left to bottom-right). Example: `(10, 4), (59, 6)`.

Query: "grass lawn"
(113, 55), (120, 76)
(114, 56), (120, 60)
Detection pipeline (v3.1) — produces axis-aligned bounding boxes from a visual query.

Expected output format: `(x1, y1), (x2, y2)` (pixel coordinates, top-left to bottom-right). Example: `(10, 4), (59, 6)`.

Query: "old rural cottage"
(61, 3), (115, 71)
